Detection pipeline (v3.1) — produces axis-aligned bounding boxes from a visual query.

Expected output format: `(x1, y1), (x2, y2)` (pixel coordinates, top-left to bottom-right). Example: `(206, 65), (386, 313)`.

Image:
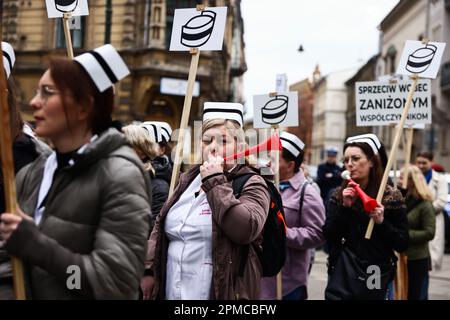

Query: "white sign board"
(160, 77), (200, 97)
(275, 74), (288, 93)
(45, 0), (89, 18)
(253, 92), (299, 129)
(405, 123), (426, 130)
(355, 79), (432, 126)
(377, 74), (404, 82)
(396, 40), (446, 79)
(69, 16), (81, 30)
(169, 7), (227, 51)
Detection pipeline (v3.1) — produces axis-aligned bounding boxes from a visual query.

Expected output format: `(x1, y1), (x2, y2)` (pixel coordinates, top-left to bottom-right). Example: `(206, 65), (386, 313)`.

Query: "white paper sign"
(355, 79), (432, 126)
(169, 7), (227, 51)
(275, 74), (288, 93)
(396, 40), (446, 79)
(405, 123), (426, 130)
(45, 0), (89, 18)
(253, 92), (299, 129)
(69, 16), (81, 30)
(160, 77), (200, 97)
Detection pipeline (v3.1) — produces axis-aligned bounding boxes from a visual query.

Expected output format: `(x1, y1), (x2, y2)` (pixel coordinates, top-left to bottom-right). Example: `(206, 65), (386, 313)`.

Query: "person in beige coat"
(416, 151), (447, 272)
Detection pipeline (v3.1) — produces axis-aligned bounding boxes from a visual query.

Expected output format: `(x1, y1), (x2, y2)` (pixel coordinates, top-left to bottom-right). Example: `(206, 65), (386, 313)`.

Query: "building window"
(432, 25), (442, 42)
(386, 45), (397, 74)
(55, 17), (84, 49)
(441, 127), (447, 151)
(166, 0), (203, 48)
(154, 7), (161, 22)
(152, 27), (160, 40)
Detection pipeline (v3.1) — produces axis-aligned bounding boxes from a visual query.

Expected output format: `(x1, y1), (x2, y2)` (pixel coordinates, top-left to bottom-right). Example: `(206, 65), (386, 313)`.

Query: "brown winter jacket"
(146, 164), (271, 300)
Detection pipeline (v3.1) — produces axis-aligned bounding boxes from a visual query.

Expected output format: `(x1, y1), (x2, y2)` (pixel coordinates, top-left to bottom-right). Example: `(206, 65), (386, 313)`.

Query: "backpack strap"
(231, 173), (258, 199)
(299, 180), (310, 217)
(230, 172), (262, 277)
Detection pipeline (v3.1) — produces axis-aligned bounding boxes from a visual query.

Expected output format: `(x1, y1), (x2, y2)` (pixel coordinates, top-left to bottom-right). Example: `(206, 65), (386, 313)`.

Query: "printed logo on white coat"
(199, 200), (211, 215)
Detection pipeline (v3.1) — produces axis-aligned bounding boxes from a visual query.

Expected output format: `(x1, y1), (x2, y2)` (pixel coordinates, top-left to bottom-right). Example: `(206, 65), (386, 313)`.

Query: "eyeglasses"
(343, 155), (365, 164)
(35, 85), (59, 100)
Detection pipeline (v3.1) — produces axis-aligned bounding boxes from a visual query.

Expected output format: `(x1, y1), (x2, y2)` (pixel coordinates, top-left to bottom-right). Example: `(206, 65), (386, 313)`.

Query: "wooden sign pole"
(365, 75), (419, 239)
(391, 124), (398, 187)
(0, 47), (26, 299)
(62, 12), (74, 59)
(267, 92), (283, 300)
(392, 126), (414, 300)
(168, 48), (200, 196)
(274, 125), (282, 300)
(402, 127), (414, 188)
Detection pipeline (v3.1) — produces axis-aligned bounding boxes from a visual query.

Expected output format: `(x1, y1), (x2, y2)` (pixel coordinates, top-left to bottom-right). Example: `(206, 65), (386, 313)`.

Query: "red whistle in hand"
(341, 170), (378, 212)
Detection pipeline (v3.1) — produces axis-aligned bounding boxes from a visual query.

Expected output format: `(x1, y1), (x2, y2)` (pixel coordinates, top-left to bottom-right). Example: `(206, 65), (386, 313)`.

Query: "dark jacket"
(323, 184), (409, 269)
(405, 197), (435, 261)
(0, 134), (51, 299)
(317, 162), (343, 202)
(4, 128), (151, 299)
(146, 164), (271, 300)
(0, 134), (44, 213)
(149, 156), (171, 222)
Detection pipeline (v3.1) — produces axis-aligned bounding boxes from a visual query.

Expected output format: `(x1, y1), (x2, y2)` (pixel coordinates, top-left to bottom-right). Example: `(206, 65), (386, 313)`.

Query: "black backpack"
(232, 172), (287, 277)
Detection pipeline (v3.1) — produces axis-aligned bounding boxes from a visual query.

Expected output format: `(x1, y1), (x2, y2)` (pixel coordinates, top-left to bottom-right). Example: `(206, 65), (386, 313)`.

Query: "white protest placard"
(275, 74), (288, 93)
(355, 79), (432, 127)
(405, 123), (426, 130)
(69, 16), (81, 30)
(160, 77), (200, 97)
(45, 0), (89, 18)
(253, 92), (299, 129)
(396, 40), (446, 79)
(169, 7), (227, 51)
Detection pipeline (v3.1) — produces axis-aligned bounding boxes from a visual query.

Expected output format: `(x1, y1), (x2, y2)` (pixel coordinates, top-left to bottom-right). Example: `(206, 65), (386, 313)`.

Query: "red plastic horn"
(341, 170), (378, 212)
(223, 133), (282, 161)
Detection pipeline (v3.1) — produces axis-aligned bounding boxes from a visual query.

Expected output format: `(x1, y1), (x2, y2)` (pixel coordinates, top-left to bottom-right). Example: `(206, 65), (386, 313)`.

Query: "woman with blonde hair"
(123, 124), (158, 173)
(141, 102), (271, 300)
(123, 124), (170, 224)
(398, 165), (435, 300)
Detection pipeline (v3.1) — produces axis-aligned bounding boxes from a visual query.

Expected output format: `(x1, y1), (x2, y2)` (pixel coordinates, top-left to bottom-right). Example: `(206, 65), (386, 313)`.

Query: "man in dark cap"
(317, 147), (342, 205)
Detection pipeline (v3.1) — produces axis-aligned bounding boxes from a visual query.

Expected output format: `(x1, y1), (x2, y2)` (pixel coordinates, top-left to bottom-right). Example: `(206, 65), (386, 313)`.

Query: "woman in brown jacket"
(141, 103), (271, 300)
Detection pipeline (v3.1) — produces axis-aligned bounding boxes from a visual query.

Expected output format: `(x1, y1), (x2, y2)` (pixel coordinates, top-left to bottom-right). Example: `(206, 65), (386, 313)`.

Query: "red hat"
(432, 163), (445, 173)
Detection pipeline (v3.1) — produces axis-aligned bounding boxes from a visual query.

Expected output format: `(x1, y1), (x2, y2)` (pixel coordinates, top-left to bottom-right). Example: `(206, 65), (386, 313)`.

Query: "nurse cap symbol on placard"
(55, 0), (78, 13)
(181, 10), (217, 48)
(406, 43), (437, 74)
(261, 95), (289, 125)
(397, 40), (446, 79)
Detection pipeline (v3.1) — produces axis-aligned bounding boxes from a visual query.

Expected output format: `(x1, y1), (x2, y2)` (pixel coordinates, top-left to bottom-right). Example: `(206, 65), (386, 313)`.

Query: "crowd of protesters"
(0, 42), (447, 301)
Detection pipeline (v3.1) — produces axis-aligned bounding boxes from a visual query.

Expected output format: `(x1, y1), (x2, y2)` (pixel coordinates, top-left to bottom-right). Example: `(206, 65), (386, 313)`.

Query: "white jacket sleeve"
(433, 172), (447, 213)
